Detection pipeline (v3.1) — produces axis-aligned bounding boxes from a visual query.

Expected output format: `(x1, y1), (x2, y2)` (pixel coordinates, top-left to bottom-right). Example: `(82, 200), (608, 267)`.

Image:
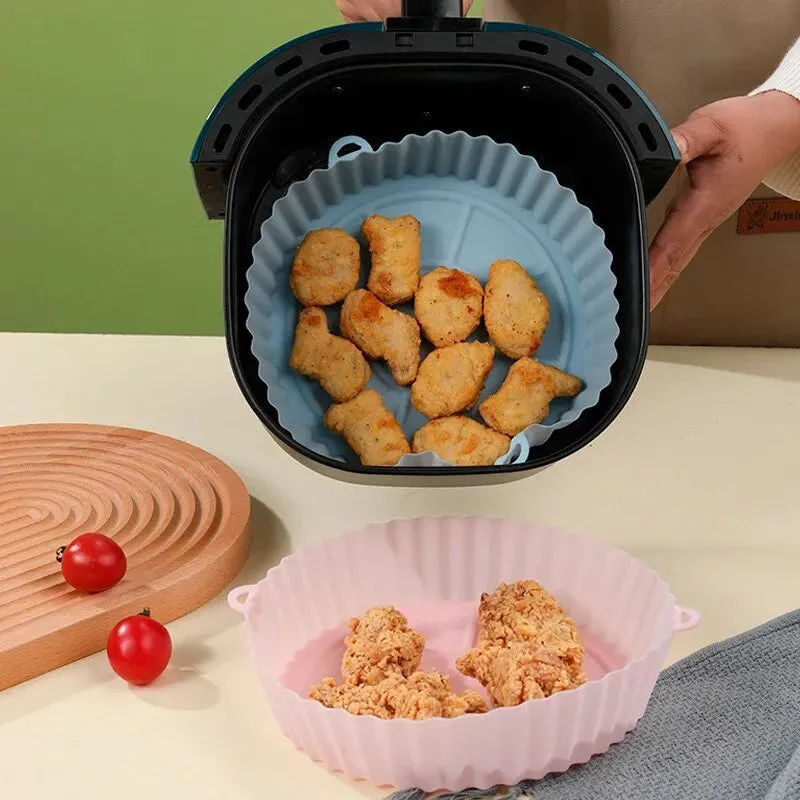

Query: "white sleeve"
(749, 36), (800, 200)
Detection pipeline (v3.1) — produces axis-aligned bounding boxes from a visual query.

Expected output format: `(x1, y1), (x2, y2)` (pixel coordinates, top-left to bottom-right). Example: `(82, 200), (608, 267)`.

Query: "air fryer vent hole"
(638, 122), (658, 152)
(212, 124), (232, 153)
(274, 55), (303, 77)
(320, 39), (351, 55)
(237, 84), (262, 111)
(518, 39), (549, 55)
(566, 55), (594, 76)
(607, 83), (633, 109)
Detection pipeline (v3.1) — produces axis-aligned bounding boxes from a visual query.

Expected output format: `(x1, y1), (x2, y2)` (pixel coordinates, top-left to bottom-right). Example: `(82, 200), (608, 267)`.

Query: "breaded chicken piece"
(311, 605), (487, 721)
(341, 606), (425, 686)
(472, 580), (586, 680)
(412, 416), (510, 467)
(289, 307), (370, 402)
(410, 341), (495, 419)
(363, 214), (421, 305)
(290, 228), (360, 307)
(484, 259), (550, 358)
(479, 358), (584, 436)
(309, 669), (488, 720)
(414, 267), (484, 347)
(324, 389), (411, 466)
(340, 289), (421, 386)
(455, 580), (586, 707)
(456, 641), (584, 707)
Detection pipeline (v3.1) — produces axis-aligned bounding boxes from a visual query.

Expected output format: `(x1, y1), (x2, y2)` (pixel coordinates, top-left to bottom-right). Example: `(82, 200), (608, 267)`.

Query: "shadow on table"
(119, 498), (290, 712)
(156, 495), (291, 644)
(648, 346), (800, 383)
(229, 496), (292, 589)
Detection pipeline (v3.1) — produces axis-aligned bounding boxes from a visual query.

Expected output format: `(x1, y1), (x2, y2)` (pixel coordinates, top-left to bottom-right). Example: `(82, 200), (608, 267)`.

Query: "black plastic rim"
(190, 22), (673, 483)
(192, 25), (678, 218)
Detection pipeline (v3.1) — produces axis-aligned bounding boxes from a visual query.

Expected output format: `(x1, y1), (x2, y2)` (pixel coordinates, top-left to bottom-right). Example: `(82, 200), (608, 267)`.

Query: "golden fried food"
(479, 358), (583, 436)
(341, 606), (425, 686)
(410, 341), (495, 419)
(340, 289), (421, 386)
(412, 416), (510, 467)
(455, 579), (586, 707)
(309, 670), (488, 720)
(289, 307), (371, 402)
(323, 388), (411, 466)
(472, 580), (586, 681)
(363, 214), (421, 305)
(484, 259), (550, 358)
(456, 641), (582, 707)
(413, 267), (484, 347)
(310, 604), (487, 720)
(290, 228), (361, 306)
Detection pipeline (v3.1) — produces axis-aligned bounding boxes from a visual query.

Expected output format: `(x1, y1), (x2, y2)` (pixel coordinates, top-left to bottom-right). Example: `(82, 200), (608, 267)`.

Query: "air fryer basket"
(191, 4), (679, 486)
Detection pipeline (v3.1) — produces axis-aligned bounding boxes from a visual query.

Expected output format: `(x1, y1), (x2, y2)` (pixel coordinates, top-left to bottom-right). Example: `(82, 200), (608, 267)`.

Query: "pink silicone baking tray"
(228, 516), (700, 791)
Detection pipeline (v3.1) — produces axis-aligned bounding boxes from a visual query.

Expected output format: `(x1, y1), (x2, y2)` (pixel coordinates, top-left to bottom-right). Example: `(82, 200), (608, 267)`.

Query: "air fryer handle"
(402, 0), (464, 17)
(389, 0), (478, 30)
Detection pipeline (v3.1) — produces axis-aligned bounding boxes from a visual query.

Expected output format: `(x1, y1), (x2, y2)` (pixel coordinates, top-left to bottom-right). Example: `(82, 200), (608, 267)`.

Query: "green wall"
(1, 2), (482, 335)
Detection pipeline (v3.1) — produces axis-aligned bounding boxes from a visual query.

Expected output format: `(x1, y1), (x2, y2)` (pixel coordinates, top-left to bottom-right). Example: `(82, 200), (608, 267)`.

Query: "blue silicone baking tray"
(244, 131), (619, 468)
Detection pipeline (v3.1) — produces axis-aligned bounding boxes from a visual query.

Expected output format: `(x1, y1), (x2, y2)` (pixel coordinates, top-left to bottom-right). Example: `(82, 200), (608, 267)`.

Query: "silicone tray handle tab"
(673, 604), (701, 632)
(227, 584), (256, 615)
(328, 136), (374, 168)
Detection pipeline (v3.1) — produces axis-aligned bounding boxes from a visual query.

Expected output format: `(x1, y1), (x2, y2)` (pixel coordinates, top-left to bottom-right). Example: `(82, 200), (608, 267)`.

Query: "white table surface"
(1, 333), (798, 799)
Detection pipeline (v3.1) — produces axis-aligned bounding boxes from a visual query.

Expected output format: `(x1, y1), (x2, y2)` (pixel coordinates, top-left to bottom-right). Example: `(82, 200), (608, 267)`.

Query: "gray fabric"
(387, 609), (800, 800)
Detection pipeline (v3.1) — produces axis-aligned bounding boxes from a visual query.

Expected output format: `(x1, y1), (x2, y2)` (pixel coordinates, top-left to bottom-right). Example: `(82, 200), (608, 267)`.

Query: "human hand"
(337, 0), (474, 21)
(649, 91), (800, 309)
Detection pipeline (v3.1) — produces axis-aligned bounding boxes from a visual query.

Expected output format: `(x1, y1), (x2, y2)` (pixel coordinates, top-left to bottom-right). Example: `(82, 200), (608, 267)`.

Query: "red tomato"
(106, 608), (172, 685)
(56, 532), (127, 593)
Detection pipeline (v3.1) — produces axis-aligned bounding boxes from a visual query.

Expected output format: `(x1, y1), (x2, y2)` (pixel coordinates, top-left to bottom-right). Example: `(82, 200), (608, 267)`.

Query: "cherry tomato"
(56, 532), (127, 593)
(106, 608), (172, 685)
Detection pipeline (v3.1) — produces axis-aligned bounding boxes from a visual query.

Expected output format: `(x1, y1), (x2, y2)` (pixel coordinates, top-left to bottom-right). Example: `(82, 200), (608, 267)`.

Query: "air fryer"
(190, 0), (679, 487)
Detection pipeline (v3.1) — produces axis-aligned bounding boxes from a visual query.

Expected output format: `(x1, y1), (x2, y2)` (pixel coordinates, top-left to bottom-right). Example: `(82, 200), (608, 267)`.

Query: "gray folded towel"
(387, 609), (800, 800)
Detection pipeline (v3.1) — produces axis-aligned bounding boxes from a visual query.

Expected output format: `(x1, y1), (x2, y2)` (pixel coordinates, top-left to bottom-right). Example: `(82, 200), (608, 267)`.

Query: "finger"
(368, 0), (401, 19)
(671, 114), (728, 164)
(367, 0), (391, 18)
(337, 0), (382, 21)
(648, 189), (718, 308)
(650, 238), (705, 309)
(336, 0), (358, 20)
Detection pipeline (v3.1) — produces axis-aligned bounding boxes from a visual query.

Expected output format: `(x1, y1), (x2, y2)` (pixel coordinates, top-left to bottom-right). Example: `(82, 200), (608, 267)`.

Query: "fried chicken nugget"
(456, 641), (583, 707)
(412, 416), (510, 467)
(410, 341), (495, 419)
(309, 670), (488, 720)
(473, 580), (586, 679)
(340, 289), (421, 386)
(324, 389), (411, 466)
(363, 214), (421, 305)
(289, 307), (370, 402)
(310, 604), (487, 720)
(484, 259), (550, 358)
(456, 580), (587, 707)
(479, 358), (584, 436)
(341, 606), (425, 686)
(290, 228), (360, 306)
(414, 267), (484, 347)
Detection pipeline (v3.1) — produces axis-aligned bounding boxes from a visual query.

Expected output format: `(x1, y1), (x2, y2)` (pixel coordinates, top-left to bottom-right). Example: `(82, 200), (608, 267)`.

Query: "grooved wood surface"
(0, 423), (251, 691)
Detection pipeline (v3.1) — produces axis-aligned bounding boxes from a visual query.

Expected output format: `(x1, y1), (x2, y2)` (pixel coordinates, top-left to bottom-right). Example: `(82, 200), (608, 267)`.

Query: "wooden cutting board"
(0, 423), (251, 691)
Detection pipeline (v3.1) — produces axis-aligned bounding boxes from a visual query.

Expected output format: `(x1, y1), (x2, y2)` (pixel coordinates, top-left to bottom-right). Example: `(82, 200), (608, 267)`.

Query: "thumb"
(671, 115), (726, 163)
